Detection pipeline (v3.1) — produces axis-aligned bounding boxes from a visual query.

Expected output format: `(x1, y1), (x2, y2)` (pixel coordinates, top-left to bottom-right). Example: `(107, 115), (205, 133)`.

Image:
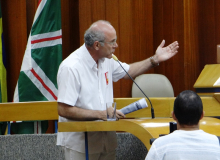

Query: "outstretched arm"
(124, 40), (179, 79)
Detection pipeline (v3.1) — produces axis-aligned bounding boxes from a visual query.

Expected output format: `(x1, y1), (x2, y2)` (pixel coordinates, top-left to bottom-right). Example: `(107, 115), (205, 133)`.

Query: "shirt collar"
(81, 44), (105, 69)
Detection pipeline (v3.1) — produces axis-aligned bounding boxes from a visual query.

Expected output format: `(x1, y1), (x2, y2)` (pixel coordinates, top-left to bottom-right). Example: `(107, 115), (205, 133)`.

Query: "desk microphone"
(112, 54), (155, 119)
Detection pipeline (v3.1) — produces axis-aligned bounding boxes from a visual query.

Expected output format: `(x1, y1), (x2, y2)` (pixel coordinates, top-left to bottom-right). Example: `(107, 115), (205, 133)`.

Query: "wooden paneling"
(26, 0), (38, 34)
(2, 0), (220, 101)
(61, 0), (79, 59)
(79, 0), (93, 45)
(198, 0), (220, 71)
(198, 0), (216, 69)
(172, 0), (184, 95)
(153, 0), (183, 96)
(153, 0), (201, 96)
(1, 0), (27, 102)
(116, 0), (154, 97)
(183, 0), (200, 91)
(118, 0), (134, 97)
(215, 1), (220, 47)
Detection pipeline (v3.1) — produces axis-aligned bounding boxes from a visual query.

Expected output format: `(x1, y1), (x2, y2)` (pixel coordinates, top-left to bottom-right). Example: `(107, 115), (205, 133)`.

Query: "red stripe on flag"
(38, 0), (42, 7)
(31, 35), (62, 44)
(30, 68), (57, 100)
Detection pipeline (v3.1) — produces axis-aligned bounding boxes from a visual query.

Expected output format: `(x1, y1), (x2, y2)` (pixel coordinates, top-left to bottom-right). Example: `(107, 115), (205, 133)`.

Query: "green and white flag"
(12, 0), (62, 134)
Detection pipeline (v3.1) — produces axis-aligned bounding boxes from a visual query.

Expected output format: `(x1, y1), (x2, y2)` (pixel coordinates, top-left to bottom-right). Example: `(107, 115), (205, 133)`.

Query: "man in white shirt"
(145, 90), (220, 160)
(57, 20), (179, 160)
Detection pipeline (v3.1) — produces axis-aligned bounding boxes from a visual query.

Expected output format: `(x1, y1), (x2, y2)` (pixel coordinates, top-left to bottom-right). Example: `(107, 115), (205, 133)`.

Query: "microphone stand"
(112, 54), (155, 119)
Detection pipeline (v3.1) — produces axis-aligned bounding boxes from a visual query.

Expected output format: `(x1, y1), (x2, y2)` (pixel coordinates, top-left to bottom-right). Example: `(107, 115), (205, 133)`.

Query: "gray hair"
(84, 20), (111, 47)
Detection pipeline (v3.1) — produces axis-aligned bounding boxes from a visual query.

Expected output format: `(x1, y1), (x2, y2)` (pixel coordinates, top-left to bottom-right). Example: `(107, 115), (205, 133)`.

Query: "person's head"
(84, 20), (118, 60)
(173, 90), (203, 126)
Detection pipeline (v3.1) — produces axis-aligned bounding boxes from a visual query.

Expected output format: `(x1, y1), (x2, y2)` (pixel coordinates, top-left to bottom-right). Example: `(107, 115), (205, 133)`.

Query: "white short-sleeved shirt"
(56, 44), (130, 153)
(145, 130), (220, 160)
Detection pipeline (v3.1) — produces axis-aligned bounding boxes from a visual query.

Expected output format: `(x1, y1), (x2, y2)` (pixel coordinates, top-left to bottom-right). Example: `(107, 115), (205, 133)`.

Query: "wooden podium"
(194, 64), (220, 96)
(58, 65), (220, 149)
(58, 117), (220, 150)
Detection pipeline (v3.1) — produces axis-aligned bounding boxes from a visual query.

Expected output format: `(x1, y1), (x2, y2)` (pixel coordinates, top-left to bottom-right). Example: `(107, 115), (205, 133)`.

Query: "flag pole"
(85, 132), (89, 160)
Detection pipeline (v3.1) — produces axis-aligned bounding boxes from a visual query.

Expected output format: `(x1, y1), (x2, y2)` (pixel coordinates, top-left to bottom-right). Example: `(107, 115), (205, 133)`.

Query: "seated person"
(145, 90), (220, 160)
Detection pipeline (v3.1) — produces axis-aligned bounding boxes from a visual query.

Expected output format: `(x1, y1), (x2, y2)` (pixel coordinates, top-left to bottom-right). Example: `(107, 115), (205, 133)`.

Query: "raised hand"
(154, 40), (179, 63)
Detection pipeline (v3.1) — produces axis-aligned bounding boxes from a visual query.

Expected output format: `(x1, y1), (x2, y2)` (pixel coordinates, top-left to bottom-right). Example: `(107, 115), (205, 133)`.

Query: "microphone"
(112, 54), (155, 119)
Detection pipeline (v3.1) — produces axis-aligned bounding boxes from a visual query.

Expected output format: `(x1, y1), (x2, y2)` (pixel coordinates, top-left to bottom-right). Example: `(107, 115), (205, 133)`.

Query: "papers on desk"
(119, 98), (148, 115)
(214, 77), (220, 86)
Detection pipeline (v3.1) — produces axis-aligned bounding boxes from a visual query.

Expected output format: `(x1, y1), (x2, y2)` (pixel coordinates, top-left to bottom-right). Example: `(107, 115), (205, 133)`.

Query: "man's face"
(98, 28), (118, 59)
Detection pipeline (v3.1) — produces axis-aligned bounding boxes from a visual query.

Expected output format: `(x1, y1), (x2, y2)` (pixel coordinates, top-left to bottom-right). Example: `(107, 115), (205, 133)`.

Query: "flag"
(11, 0), (62, 134)
(0, 1), (8, 135)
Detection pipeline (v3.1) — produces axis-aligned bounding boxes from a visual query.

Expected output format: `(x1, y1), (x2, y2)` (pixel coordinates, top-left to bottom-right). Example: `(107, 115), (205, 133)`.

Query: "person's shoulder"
(60, 50), (82, 69)
(198, 130), (219, 140)
(60, 59), (79, 72)
(153, 129), (191, 144)
(152, 132), (177, 145)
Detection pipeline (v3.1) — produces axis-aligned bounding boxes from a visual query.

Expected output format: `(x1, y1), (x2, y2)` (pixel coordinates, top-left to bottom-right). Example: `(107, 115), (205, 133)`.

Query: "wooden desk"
(1, 97), (220, 150)
(1, 95), (220, 121)
(58, 117), (220, 150)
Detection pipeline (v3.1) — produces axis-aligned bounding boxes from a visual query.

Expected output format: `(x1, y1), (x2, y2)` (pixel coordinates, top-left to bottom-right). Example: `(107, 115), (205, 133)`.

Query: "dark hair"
(174, 90), (203, 125)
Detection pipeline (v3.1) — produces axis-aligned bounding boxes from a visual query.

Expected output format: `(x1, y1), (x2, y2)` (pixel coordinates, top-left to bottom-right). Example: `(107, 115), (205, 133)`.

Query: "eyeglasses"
(99, 39), (117, 47)
(105, 40), (117, 46)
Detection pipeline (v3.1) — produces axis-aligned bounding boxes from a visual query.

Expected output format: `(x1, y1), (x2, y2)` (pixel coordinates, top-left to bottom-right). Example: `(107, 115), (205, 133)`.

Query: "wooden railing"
(0, 101), (58, 122)
(1, 96), (220, 150)
(2, 95), (220, 122)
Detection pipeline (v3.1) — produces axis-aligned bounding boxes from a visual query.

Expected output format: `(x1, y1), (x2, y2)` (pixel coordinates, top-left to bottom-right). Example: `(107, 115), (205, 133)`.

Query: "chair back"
(132, 74), (174, 97)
